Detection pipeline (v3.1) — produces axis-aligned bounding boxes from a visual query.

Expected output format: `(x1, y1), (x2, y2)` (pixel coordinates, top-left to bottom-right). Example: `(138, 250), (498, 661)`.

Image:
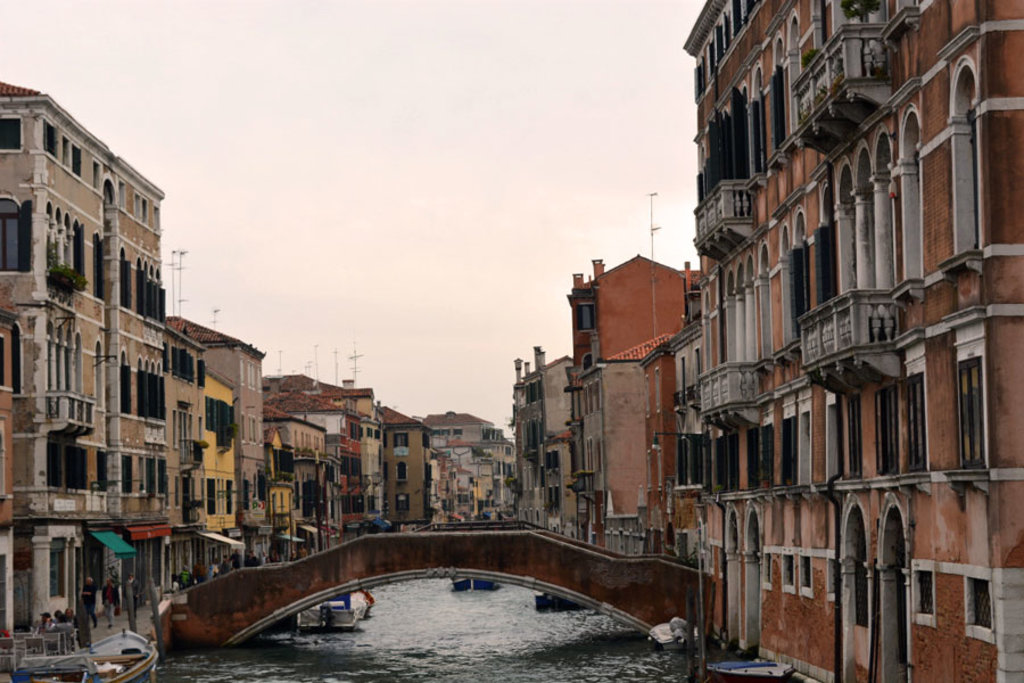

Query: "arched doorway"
(743, 509), (761, 649)
(843, 505), (869, 682)
(726, 510), (740, 642)
(879, 505), (908, 682)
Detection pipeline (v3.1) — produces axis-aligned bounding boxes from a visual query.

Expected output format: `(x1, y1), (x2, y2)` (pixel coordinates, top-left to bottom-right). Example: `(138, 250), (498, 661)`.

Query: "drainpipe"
(825, 471), (843, 683)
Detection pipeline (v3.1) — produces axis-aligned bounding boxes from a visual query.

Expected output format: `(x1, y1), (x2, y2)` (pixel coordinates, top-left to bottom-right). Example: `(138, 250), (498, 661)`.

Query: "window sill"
(965, 623), (995, 644)
(938, 249), (983, 282)
(800, 586), (814, 599)
(944, 469), (990, 496)
(914, 612), (936, 628)
(782, 583), (796, 595)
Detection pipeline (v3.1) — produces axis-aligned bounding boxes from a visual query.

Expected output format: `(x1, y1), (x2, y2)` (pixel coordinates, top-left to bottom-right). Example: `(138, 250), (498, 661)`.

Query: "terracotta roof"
(263, 373), (373, 398)
(606, 333), (674, 361)
(0, 80), (40, 97)
(545, 355), (571, 369)
(421, 412), (489, 427)
(265, 391), (340, 414)
(262, 426), (280, 444)
(166, 317), (265, 359)
(380, 406), (422, 427)
(262, 404), (292, 421)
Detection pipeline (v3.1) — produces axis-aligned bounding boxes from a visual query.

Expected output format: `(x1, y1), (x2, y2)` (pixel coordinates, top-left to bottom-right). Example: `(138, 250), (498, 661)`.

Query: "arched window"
(758, 244), (772, 356)
(72, 220), (84, 275)
(725, 270), (736, 362)
(751, 69), (766, 174)
(119, 248), (131, 308)
(788, 17), (800, 135)
(779, 225), (794, 343)
(771, 38), (787, 149)
(837, 164), (857, 292)
(951, 63), (980, 253)
(120, 352), (131, 414)
(744, 255), (756, 360)
(873, 133), (895, 289)
(900, 111), (923, 280)
(136, 258), (145, 315)
(93, 233), (104, 299)
(855, 148), (876, 288)
(63, 214), (72, 266)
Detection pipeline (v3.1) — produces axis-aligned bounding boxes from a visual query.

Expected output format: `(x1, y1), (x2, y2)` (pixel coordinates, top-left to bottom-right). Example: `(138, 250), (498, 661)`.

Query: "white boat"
(648, 616), (692, 651)
(13, 629), (158, 682)
(350, 590), (374, 619)
(297, 594), (360, 631)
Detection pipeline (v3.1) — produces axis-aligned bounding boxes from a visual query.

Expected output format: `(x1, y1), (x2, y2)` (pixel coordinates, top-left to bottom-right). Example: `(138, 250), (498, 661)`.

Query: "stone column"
(873, 173), (894, 289)
(734, 295), (745, 362)
(745, 284), (756, 361)
(836, 203), (857, 293)
(897, 159), (922, 280)
(32, 533), (51, 618)
(855, 189), (875, 289)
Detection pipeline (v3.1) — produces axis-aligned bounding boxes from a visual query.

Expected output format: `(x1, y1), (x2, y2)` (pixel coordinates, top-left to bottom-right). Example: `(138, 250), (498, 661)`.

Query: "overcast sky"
(4, 0), (702, 430)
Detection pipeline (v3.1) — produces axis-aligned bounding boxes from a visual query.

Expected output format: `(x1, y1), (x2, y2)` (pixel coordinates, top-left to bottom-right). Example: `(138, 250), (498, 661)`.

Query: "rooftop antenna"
(333, 348), (339, 385)
(648, 192), (660, 338)
(349, 341), (364, 385)
(211, 307), (220, 329)
(172, 249), (188, 317)
(313, 345), (320, 382)
(277, 351), (283, 375)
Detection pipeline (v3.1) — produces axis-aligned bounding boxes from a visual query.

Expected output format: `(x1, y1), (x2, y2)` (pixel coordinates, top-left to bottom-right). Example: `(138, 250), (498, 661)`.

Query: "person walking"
(81, 577), (98, 628)
(102, 577), (120, 628)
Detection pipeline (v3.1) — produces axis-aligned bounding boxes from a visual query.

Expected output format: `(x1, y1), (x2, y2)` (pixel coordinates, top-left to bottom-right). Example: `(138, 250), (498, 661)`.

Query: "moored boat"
(296, 593), (360, 632)
(451, 578), (499, 591)
(352, 590), (375, 618)
(13, 629), (158, 683)
(534, 592), (581, 611)
(708, 660), (795, 682)
(648, 616), (692, 651)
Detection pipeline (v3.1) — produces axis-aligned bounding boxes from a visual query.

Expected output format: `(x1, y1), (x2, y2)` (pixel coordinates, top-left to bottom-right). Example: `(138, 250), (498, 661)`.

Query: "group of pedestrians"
(176, 550), (268, 590)
(78, 574), (140, 630)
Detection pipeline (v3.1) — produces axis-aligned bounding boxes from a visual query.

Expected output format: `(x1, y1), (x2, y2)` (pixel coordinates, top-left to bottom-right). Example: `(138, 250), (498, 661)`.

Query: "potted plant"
(841, 0), (880, 20)
(801, 48), (820, 69)
(47, 263), (88, 292)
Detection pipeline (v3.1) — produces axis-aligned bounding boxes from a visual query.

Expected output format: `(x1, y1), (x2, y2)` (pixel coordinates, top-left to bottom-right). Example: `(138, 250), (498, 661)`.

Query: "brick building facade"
(686, 1), (1024, 680)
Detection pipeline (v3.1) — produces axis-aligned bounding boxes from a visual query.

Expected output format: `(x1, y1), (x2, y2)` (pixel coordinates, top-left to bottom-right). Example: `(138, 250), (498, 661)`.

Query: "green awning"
(90, 531), (136, 559)
(276, 533), (303, 543)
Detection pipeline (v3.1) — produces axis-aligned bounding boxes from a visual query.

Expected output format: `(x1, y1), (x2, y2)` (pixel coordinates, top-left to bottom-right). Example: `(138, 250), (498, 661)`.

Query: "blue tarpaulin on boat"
(371, 517), (391, 530)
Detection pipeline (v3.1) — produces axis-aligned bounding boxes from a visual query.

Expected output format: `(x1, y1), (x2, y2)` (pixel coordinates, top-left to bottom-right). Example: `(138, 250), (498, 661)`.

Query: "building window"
(397, 462), (407, 481)
(71, 146), (82, 176)
(44, 121), (57, 155)
(396, 493), (410, 511)
(117, 182), (126, 209)
(801, 555), (812, 596)
(968, 577), (992, 629)
(577, 303), (595, 330)
(0, 199), (24, 271)
(958, 358), (984, 467)
(122, 455), (133, 494)
(847, 395), (862, 478)
(92, 161), (100, 189)
(783, 554), (795, 588)
(207, 478), (217, 515)
(394, 433), (409, 448)
(61, 137), (69, 165)
(875, 385), (899, 475)
(0, 119), (20, 149)
(915, 570), (934, 615)
(907, 373), (926, 471)
(781, 416), (796, 485)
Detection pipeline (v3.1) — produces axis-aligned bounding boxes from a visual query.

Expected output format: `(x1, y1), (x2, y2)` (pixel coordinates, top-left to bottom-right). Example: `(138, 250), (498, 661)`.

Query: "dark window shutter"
(695, 66), (702, 101)
(136, 267), (145, 315)
(722, 111), (734, 180)
(158, 375), (165, 419)
(197, 359), (205, 387)
(120, 364), (131, 414)
(772, 67), (786, 148)
(760, 424), (774, 485)
(93, 235), (104, 299)
(731, 88), (749, 180)
(17, 200), (32, 272)
(815, 224), (836, 305)
(715, 25), (724, 63)
(11, 325), (19, 394)
(708, 117), (721, 189)
(137, 369), (146, 417)
(751, 99), (763, 174)
(790, 247), (806, 336)
(158, 287), (166, 321)
(733, 0), (743, 34)
(73, 225), (84, 275)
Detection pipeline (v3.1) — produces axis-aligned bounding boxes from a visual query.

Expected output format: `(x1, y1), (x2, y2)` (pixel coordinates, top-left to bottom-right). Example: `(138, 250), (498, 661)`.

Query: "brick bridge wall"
(168, 531), (705, 648)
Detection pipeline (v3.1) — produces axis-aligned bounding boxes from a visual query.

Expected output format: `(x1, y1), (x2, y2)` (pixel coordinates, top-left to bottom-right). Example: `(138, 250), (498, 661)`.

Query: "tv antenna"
(349, 341), (364, 385)
(648, 192), (659, 338)
(171, 249), (188, 317)
(211, 307), (220, 329)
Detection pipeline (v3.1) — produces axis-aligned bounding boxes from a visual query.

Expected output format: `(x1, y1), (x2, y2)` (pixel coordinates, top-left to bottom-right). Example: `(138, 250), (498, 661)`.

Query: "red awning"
(127, 524), (171, 540)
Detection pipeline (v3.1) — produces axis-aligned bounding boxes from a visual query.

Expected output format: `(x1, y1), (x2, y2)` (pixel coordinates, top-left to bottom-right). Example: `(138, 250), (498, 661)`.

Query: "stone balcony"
(799, 289), (900, 390)
(44, 391), (96, 435)
(694, 180), (754, 261)
(794, 23), (892, 153)
(698, 361), (760, 429)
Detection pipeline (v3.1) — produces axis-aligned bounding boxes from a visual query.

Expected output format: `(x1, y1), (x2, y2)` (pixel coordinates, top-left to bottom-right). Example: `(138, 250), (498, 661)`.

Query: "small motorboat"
(13, 629), (158, 683)
(296, 593), (360, 631)
(451, 578), (499, 591)
(351, 590), (375, 618)
(708, 660), (795, 682)
(534, 592), (581, 611)
(648, 616), (692, 651)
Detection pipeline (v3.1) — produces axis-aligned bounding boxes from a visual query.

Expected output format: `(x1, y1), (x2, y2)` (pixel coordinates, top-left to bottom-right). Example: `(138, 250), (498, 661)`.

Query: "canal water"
(157, 578), (697, 681)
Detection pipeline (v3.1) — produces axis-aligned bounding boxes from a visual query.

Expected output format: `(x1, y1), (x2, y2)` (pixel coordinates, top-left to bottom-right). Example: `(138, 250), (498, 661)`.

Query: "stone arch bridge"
(167, 529), (705, 648)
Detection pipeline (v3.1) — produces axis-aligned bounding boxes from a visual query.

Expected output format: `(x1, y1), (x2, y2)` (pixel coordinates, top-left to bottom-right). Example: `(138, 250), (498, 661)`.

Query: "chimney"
(533, 346), (546, 371)
(573, 273), (584, 289)
(514, 358), (523, 382)
(589, 331), (600, 361)
(267, 376), (282, 394)
(524, 361), (531, 376)
(592, 259), (605, 278)
(342, 379), (355, 389)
